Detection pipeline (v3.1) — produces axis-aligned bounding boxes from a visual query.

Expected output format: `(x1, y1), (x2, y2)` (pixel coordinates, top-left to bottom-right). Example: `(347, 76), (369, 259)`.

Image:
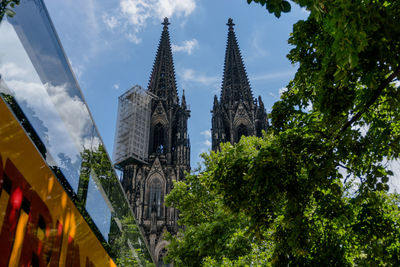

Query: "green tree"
(164, 168), (256, 266)
(0, 0), (20, 22)
(166, 0), (400, 265)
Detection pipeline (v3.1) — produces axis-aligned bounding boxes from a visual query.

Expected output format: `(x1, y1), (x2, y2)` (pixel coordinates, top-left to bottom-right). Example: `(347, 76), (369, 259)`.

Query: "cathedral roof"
(148, 17), (179, 105)
(220, 18), (254, 107)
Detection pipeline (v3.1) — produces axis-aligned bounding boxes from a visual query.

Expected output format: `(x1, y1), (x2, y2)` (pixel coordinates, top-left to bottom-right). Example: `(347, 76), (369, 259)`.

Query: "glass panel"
(0, 18), (94, 193)
(0, 0), (153, 264)
(86, 174), (112, 242)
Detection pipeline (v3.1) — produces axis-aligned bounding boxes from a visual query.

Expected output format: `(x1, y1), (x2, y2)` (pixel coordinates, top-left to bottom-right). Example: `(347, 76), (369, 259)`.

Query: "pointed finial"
(258, 95), (264, 108)
(213, 95), (219, 105)
(181, 89), (187, 106)
(162, 17), (170, 30)
(227, 18), (235, 31)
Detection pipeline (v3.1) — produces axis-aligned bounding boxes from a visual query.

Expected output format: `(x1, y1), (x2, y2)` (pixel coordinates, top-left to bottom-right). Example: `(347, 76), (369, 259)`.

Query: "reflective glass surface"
(86, 174), (112, 242)
(0, 0), (152, 265)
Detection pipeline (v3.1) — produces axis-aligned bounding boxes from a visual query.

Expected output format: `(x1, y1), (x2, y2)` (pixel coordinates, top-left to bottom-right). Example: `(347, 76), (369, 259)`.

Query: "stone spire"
(181, 89), (187, 108)
(148, 17), (178, 105)
(211, 18), (268, 151)
(220, 18), (254, 108)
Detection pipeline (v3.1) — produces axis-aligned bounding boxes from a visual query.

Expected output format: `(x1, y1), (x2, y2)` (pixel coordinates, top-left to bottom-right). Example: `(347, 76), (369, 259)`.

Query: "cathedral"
(114, 17), (267, 265)
(116, 18), (190, 264)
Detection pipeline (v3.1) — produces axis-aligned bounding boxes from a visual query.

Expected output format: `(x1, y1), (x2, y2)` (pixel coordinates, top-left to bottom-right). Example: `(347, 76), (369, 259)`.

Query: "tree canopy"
(165, 0), (400, 266)
(0, 0), (19, 22)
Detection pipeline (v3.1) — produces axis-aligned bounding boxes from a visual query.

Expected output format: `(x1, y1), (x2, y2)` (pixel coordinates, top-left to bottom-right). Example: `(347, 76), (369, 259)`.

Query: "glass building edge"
(4, 9), (83, 193)
(0, 95), (116, 266)
(0, 1), (152, 265)
(0, 79), (152, 265)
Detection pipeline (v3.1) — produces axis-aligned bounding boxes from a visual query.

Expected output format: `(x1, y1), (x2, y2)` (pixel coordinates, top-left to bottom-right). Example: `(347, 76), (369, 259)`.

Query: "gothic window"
(149, 179), (162, 217)
(153, 123), (165, 153)
(236, 124), (248, 142)
(157, 248), (170, 267)
(256, 121), (262, 137)
(225, 128), (231, 142)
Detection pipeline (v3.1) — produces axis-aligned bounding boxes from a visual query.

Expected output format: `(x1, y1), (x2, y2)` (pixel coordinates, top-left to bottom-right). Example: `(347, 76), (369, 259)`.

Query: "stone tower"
(119, 18), (190, 264)
(211, 18), (268, 150)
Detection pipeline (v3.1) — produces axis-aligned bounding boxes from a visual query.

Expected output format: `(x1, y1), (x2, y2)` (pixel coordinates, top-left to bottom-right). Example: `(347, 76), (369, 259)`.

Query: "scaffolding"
(113, 85), (154, 168)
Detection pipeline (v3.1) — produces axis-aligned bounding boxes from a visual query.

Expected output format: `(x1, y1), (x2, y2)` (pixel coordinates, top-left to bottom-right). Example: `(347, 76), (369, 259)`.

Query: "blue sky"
(43, 0), (309, 166)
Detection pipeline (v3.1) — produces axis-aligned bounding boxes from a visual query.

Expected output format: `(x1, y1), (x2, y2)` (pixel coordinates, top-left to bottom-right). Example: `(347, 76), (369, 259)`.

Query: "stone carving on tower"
(114, 18), (190, 265)
(211, 18), (268, 150)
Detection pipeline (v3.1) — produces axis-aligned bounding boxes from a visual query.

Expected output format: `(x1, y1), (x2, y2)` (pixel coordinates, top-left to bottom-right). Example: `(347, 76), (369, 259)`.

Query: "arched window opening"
(224, 125), (231, 143)
(149, 179), (162, 217)
(153, 123), (164, 153)
(256, 122), (262, 137)
(157, 248), (170, 267)
(236, 124), (248, 142)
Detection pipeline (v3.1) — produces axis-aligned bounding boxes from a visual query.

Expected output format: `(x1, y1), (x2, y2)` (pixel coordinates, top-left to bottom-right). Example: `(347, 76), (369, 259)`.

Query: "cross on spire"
(162, 17), (170, 30)
(227, 18), (235, 31)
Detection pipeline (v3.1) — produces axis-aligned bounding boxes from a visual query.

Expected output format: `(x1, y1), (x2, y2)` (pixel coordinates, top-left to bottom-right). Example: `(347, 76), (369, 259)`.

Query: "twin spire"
(149, 17), (255, 108)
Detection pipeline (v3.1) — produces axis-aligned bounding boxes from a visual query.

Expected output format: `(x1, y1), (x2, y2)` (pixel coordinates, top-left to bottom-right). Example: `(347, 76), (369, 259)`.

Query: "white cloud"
(200, 130), (211, 138)
(279, 87), (287, 96)
(103, 15), (119, 30)
(199, 130), (211, 152)
(108, 0), (196, 43)
(157, 0), (196, 18)
(120, 0), (152, 27)
(181, 68), (219, 86)
(388, 160), (400, 193)
(126, 33), (142, 44)
(9, 80), (95, 156)
(251, 70), (295, 81)
(300, 7), (310, 14)
(172, 39), (198, 55)
(69, 60), (85, 80)
(113, 83), (120, 90)
(203, 139), (211, 147)
(0, 62), (28, 79)
(250, 31), (268, 59)
(87, 0), (100, 34)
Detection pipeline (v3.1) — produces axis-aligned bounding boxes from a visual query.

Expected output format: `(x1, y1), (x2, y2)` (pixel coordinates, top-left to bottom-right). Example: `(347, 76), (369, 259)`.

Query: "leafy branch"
(0, 0), (20, 22)
(338, 66), (400, 136)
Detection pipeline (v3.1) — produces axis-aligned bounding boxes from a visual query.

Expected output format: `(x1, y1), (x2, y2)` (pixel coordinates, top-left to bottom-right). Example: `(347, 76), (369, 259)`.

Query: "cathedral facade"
(115, 17), (267, 265)
(118, 18), (190, 264)
(211, 19), (268, 150)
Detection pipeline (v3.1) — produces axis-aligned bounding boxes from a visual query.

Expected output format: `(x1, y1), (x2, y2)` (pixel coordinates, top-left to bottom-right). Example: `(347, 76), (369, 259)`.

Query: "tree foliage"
(166, 0), (400, 265)
(164, 170), (255, 266)
(0, 0), (20, 22)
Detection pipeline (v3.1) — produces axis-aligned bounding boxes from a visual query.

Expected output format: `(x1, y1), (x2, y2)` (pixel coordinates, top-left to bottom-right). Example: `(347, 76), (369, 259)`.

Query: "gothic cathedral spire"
(221, 18), (254, 108)
(212, 18), (268, 150)
(148, 17), (179, 106)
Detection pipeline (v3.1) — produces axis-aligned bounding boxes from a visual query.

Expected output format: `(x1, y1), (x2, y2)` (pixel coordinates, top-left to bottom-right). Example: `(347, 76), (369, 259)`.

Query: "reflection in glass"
(0, 21), (84, 192)
(86, 174), (112, 242)
(0, 0), (153, 263)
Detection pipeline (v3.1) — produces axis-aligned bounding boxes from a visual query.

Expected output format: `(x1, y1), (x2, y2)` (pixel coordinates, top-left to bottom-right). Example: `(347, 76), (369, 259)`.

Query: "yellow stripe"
(8, 210), (29, 267)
